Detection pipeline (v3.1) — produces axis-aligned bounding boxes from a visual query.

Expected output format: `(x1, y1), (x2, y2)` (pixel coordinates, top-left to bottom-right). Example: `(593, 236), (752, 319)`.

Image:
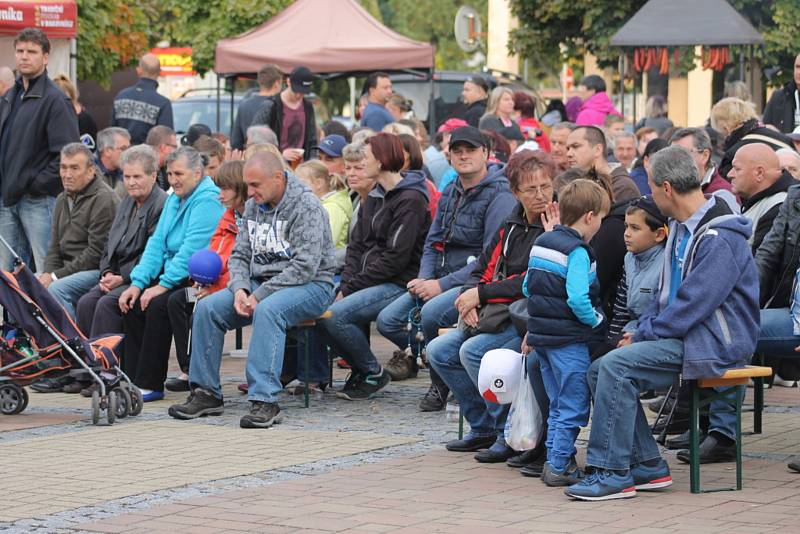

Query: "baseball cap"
(314, 134), (347, 157)
(449, 126), (487, 149)
(630, 195), (668, 226)
(478, 348), (523, 405)
(289, 66), (314, 94)
(437, 118), (468, 134)
(181, 123), (212, 146)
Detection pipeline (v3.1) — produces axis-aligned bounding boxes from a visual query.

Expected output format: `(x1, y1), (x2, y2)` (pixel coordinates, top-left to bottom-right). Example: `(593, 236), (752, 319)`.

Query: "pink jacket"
(575, 92), (622, 126)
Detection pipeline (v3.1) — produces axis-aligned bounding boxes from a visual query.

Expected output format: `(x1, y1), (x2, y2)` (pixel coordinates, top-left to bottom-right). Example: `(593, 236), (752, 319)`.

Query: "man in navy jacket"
(566, 145), (760, 502)
(111, 54), (173, 145)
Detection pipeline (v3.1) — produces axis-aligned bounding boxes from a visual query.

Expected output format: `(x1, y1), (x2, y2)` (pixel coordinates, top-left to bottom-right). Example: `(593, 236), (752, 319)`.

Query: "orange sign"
(151, 47), (194, 76)
(0, 1), (77, 38)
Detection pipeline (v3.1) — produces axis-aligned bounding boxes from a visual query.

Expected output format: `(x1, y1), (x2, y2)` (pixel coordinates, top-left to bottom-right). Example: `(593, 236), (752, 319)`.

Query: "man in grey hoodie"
(169, 152), (335, 428)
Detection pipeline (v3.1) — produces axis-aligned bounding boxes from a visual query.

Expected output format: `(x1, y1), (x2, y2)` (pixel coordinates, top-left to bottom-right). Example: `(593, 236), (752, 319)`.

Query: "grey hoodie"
(228, 172), (335, 301)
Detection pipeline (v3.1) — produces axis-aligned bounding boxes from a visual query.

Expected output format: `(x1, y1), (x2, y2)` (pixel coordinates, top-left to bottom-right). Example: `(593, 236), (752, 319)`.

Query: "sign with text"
(151, 47), (194, 77)
(0, 1), (77, 39)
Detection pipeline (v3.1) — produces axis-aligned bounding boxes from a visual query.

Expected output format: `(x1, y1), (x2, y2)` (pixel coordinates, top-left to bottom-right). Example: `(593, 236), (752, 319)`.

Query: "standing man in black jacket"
(251, 66), (317, 165)
(230, 64), (282, 151)
(0, 28), (79, 271)
(764, 54), (800, 134)
(111, 53), (173, 144)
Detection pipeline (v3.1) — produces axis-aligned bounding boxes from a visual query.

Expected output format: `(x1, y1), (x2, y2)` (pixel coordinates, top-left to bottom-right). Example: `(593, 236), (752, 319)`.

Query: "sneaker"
(773, 374), (798, 387)
(141, 390), (165, 402)
(419, 382), (447, 412)
(520, 454), (547, 478)
(565, 469), (637, 501)
(384, 350), (418, 381)
(337, 371), (363, 396)
(676, 432), (736, 464)
(30, 375), (73, 393)
(788, 458), (800, 473)
(168, 389), (224, 420)
(630, 458), (673, 490)
(541, 459), (585, 487)
(240, 401), (282, 428)
(336, 369), (391, 401)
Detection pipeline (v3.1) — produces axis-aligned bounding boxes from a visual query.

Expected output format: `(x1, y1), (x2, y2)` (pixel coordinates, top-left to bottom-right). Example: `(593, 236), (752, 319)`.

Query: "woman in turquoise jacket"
(118, 146), (225, 401)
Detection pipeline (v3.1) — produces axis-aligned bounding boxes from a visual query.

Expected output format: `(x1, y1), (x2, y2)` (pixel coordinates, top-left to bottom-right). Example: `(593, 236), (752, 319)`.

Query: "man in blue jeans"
(168, 152), (335, 428)
(376, 126), (516, 411)
(0, 28), (79, 271)
(566, 146), (760, 501)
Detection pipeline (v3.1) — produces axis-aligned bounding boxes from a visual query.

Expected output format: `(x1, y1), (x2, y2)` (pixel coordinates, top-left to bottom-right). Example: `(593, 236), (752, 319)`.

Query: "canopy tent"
(214, 0), (434, 75)
(608, 0), (764, 124)
(0, 0), (78, 80)
(609, 0), (764, 47)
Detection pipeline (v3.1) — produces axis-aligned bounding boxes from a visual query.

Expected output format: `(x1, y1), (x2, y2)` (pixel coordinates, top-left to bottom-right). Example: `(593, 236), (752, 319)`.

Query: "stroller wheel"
(107, 390), (117, 425)
(91, 390), (100, 425)
(0, 383), (28, 415)
(114, 387), (131, 418)
(128, 386), (143, 417)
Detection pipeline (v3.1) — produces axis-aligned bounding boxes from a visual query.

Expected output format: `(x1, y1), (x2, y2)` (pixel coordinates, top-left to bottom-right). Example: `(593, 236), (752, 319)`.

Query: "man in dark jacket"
(111, 54), (173, 144)
(566, 146), (759, 502)
(0, 28), (80, 272)
(95, 127), (131, 198)
(43, 143), (119, 318)
(376, 126), (517, 410)
(252, 66), (317, 164)
(566, 126), (640, 203)
(462, 76), (489, 128)
(729, 143), (794, 253)
(230, 64), (282, 150)
(145, 125), (177, 191)
(763, 54), (800, 134)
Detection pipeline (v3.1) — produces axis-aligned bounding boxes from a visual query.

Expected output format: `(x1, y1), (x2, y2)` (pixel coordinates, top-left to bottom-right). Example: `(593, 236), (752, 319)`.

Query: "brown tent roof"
(215, 0), (435, 75)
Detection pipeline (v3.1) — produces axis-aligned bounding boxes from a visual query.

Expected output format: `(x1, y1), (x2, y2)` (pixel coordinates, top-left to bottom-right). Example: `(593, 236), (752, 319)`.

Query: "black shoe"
(30, 375), (72, 393)
(168, 389), (224, 420)
(651, 414), (690, 435)
(665, 430), (707, 450)
(445, 434), (496, 452)
(542, 458), (585, 487)
(520, 455), (547, 478)
(676, 433), (736, 464)
(419, 383), (447, 412)
(240, 401), (282, 428)
(507, 447), (545, 469)
(62, 380), (88, 394)
(788, 459), (800, 473)
(335, 369), (391, 401)
(165, 377), (190, 392)
(475, 444), (515, 463)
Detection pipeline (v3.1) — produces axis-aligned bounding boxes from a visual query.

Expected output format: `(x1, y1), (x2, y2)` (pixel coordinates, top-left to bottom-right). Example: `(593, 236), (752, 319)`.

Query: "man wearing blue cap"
(314, 134), (347, 177)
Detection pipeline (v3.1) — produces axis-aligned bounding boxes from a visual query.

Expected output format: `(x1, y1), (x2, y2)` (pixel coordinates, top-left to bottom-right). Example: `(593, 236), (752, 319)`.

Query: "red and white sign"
(0, 0), (77, 39)
(151, 47), (194, 77)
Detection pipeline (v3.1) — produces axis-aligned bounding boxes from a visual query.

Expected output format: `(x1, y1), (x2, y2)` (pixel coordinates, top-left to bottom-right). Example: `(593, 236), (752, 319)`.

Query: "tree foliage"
(508, 0), (800, 87)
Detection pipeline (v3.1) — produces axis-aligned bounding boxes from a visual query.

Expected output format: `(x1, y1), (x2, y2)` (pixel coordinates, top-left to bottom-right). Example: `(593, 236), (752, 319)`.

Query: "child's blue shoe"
(564, 468), (637, 501)
(630, 458), (673, 490)
(141, 390), (165, 403)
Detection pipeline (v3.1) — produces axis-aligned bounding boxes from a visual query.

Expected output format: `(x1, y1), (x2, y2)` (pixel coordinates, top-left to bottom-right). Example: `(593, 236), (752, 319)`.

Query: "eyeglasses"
(517, 184), (553, 196)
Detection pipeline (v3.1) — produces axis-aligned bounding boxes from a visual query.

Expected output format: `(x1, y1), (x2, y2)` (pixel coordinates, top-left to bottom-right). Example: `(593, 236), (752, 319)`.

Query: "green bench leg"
(690, 381), (701, 494)
(303, 328), (310, 409)
(235, 327), (243, 350)
(753, 376), (763, 434)
(736, 386), (743, 490)
(458, 409), (464, 440)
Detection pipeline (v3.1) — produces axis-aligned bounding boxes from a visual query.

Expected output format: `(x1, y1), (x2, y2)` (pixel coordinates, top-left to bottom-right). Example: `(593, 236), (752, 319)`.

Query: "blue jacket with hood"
(633, 196), (760, 379)
(419, 163), (516, 291)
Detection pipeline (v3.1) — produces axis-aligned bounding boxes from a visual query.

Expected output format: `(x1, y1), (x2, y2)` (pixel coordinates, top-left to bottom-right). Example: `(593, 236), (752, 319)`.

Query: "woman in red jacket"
(164, 160), (246, 392)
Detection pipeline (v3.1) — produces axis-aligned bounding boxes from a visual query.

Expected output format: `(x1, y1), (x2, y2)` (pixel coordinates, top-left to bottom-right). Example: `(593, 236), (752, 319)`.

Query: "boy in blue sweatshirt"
(523, 178), (610, 487)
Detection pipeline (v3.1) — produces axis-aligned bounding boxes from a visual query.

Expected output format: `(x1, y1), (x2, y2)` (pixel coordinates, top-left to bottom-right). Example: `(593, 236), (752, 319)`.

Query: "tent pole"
(216, 74), (221, 132)
(230, 77), (235, 135)
(739, 48), (745, 82)
(619, 53), (625, 119)
(428, 45), (436, 136)
(633, 67), (637, 126)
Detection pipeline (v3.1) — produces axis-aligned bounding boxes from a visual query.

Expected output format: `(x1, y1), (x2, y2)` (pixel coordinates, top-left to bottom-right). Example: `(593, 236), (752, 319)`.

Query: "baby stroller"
(0, 237), (142, 424)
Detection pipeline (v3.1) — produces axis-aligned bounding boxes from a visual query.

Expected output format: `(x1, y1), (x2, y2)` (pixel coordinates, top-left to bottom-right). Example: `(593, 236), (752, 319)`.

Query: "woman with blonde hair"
(479, 86), (520, 134)
(295, 160), (352, 258)
(53, 74), (97, 140)
(711, 97), (794, 178)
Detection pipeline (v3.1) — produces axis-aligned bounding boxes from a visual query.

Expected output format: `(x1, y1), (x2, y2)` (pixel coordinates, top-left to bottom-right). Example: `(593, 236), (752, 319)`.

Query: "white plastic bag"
(504, 355), (543, 451)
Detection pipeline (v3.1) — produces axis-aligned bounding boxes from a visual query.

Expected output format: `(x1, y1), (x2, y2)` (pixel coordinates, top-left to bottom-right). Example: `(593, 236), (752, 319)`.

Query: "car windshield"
(172, 99), (238, 136)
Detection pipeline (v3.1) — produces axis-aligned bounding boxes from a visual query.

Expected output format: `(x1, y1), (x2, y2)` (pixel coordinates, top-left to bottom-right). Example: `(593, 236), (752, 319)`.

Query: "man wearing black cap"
(252, 66), (317, 164)
(376, 126), (517, 411)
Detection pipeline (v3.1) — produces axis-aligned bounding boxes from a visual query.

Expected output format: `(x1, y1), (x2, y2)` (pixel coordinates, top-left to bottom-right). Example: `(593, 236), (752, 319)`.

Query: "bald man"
(110, 53), (173, 144)
(0, 66), (14, 95)
(777, 148), (800, 180)
(729, 143), (796, 252)
(169, 151), (336, 428)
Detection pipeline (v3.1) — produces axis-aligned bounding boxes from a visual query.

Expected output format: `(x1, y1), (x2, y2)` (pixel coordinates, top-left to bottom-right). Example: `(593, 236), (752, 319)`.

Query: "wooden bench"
(688, 365), (772, 493)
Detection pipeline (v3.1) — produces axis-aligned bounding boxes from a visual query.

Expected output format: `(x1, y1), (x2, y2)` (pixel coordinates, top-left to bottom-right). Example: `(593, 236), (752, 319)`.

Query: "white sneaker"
(773, 375), (798, 388)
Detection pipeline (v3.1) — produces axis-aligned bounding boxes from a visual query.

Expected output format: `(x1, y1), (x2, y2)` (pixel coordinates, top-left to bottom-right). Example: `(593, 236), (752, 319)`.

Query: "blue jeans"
(321, 283), (406, 376)
(535, 343), (591, 470)
(756, 308), (798, 357)
(376, 286), (461, 354)
(48, 269), (100, 319)
(586, 338), (737, 471)
(0, 194), (55, 271)
(189, 280), (334, 402)
(427, 324), (519, 437)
